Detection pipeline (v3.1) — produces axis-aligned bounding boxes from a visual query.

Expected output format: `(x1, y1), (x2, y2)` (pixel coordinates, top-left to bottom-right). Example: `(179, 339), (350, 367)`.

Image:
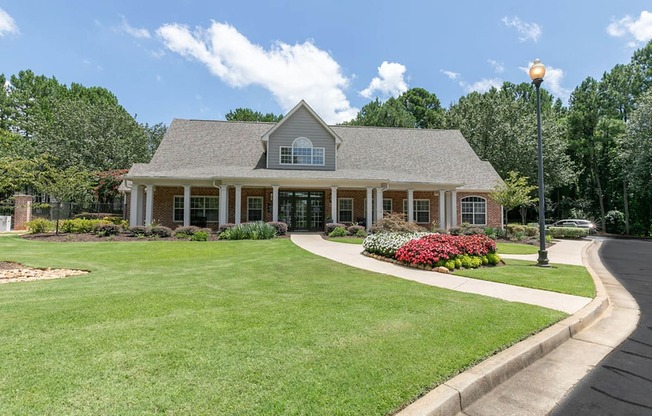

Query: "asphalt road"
(550, 238), (652, 416)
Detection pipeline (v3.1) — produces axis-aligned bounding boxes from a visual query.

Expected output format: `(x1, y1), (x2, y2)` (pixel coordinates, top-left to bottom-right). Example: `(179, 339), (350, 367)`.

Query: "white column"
(375, 187), (384, 221)
(451, 190), (458, 227)
(129, 184), (141, 227)
(219, 185), (228, 225)
(366, 187), (373, 231)
(272, 186), (279, 222)
(439, 190), (446, 230)
(183, 185), (191, 227)
(145, 184), (154, 225)
(331, 186), (338, 223)
(407, 189), (414, 223)
(234, 185), (242, 224)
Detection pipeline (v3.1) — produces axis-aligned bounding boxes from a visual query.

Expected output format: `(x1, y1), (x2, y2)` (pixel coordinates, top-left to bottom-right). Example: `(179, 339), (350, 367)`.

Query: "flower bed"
(365, 232), (500, 271)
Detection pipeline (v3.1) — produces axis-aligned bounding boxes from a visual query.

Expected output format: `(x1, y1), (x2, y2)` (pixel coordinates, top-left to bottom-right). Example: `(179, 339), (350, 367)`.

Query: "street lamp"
(529, 58), (549, 267)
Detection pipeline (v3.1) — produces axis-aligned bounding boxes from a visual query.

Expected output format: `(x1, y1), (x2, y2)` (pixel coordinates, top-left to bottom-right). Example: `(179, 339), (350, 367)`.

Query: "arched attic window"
(280, 137), (325, 165)
(461, 196), (487, 225)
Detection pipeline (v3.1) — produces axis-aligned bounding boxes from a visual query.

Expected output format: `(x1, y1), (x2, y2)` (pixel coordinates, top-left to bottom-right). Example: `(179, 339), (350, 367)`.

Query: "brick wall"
(456, 192), (502, 228)
(13, 195), (32, 230)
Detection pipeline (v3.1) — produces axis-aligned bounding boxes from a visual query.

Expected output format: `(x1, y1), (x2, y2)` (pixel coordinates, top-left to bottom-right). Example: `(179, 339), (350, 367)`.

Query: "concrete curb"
(397, 240), (610, 416)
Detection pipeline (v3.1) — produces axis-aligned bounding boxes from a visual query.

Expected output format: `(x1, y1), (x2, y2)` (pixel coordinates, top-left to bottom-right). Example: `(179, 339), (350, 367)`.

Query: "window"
(173, 196), (219, 222)
(338, 198), (353, 223)
(363, 198), (392, 213)
(461, 196), (487, 225)
(280, 137), (325, 166)
(247, 197), (263, 222)
(403, 199), (430, 223)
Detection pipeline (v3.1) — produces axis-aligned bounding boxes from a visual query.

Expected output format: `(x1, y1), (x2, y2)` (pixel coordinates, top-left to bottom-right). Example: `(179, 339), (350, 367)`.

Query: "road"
(550, 238), (652, 416)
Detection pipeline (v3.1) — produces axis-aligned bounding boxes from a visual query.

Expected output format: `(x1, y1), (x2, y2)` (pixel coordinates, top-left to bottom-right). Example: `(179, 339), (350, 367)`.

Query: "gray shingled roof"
(127, 119), (502, 190)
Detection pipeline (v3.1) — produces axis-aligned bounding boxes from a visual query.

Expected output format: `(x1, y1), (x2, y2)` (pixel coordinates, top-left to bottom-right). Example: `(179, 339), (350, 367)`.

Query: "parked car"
(551, 219), (597, 234)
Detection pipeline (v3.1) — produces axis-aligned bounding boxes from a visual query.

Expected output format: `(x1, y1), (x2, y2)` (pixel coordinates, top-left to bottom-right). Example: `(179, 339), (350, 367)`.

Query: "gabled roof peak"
(261, 100), (342, 149)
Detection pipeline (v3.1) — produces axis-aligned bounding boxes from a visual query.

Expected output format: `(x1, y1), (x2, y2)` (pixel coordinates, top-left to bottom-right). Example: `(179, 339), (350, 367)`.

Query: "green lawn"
(496, 242), (539, 254)
(0, 237), (565, 415)
(455, 259), (595, 297)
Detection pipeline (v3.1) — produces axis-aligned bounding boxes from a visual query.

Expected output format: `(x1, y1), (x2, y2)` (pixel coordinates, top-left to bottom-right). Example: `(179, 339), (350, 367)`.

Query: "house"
(124, 101), (503, 232)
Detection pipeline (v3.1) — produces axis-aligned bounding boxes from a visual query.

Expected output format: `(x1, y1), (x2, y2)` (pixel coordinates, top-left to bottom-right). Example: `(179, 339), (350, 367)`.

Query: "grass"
(327, 236), (366, 244)
(455, 259), (595, 297)
(496, 242), (539, 255)
(0, 237), (566, 415)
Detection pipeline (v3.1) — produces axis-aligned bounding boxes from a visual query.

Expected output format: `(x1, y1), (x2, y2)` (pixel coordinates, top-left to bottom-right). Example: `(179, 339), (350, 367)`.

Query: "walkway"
(290, 234), (592, 314)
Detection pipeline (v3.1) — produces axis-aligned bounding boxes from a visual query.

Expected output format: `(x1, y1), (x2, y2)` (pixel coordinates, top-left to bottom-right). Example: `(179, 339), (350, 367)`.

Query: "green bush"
(329, 227), (348, 237)
(25, 218), (54, 234)
(266, 221), (288, 236)
(548, 227), (588, 239)
(486, 252), (501, 265)
(347, 225), (365, 236)
(93, 223), (121, 236)
(150, 226), (173, 238)
(444, 259), (456, 270)
(325, 223), (346, 234)
(190, 231), (209, 241)
(219, 222), (277, 240)
(60, 218), (102, 233)
(355, 229), (368, 237)
(128, 225), (150, 237)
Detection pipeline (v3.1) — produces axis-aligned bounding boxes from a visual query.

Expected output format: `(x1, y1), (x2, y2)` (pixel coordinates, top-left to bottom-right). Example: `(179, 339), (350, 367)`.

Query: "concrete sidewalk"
(500, 239), (590, 266)
(289, 234), (639, 416)
(290, 234), (592, 314)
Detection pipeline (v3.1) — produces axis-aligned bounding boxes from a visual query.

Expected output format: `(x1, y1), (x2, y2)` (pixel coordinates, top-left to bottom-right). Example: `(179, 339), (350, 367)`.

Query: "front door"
(278, 191), (324, 231)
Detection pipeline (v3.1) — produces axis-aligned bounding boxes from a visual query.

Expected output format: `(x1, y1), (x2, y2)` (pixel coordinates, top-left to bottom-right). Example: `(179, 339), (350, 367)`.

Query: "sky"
(1, 1), (652, 125)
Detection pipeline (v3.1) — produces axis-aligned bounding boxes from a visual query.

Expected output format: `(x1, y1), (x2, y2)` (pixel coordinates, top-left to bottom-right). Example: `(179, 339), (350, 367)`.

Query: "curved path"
(290, 234), (592, 314)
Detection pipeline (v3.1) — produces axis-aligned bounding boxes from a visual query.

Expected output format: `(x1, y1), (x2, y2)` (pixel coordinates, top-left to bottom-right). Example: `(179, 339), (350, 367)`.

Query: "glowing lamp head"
(529, 59), (546, 82)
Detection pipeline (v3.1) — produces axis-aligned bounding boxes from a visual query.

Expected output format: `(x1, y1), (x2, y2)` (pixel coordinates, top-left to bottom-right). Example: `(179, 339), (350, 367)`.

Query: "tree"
(140, 122), (167, 159)
(344, 88), (445, 128)
(35, 165), (93, 234)
(225, 108), (283, 122)
(489, 171), (538, 226)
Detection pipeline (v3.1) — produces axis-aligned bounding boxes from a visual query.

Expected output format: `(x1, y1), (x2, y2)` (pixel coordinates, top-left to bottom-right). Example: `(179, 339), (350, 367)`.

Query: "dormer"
(262, 100), (342, 171)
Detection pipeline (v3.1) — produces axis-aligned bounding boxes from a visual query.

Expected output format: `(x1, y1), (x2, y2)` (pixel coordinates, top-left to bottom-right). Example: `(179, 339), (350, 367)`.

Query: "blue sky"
(1, 1), (651, 125)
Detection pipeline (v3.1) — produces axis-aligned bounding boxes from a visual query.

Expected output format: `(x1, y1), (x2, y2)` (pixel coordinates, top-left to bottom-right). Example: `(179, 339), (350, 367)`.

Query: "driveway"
(551, 238), (652, 415)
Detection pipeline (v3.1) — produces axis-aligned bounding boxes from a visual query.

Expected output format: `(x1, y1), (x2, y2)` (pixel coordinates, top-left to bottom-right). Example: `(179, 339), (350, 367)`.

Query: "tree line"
(0, 70), (166, 207)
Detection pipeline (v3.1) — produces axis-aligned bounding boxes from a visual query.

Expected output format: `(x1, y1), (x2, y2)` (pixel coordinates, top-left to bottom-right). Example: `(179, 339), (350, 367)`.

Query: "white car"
(551, 219), (597, 234)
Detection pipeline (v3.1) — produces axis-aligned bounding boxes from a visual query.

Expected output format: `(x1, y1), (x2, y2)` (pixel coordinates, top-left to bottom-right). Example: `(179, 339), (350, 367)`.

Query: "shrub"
(60, 218), (101, 233)
(74, 212), (118, 220)
(128, 225), (150, 237)
(149, 226), (172, 238)
(190, 231), (209, 241)
(524, 225), (539, 237)
(266, 221), (288, 236)
(355, 229), (368, 237)
(329, 227), (348, 237)
(548, 227), (588, 239)
(325, 223), (347, 234)
(362, 232), (430, 257)
(26, 218), (54, 234)
(506, 224), (525, 234)
(486, 252), (501, 265)
(218, 223), (236, 234)
(371, 212), (425, 233)
(173, 226), (201, 239)
(219, 222), (277, 240)
(93, 223), (121, 236)
(346, 225), (365, 236)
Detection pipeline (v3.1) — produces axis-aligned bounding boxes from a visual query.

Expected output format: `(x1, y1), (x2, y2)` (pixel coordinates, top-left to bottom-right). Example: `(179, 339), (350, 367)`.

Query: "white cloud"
(607, 11), (652, 45)
(120, 15), (150, 39)
(0, 8), (19, 37)
(441, 69), (461, 80)
(465, 78), (503, 93)
(157, 21), (358, 123)
(502, 16), (542, 42)
(521, 62), (571, 100)
(488, 59), (505, 74)
(359, 61), (408, 99)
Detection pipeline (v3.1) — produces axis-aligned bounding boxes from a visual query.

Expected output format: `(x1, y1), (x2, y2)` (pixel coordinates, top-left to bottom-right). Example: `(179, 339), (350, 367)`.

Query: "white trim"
(234, 185), (242, 224)
(460, 195), (488, 226)
(219, 185), (228, 225)
(129, 183), (141, 227)
(439, 190), (446, 230)
(272, 186), (279, 222)
(366, 187), (373, 231)
(183, 185), (191, 227)
(279, 137), (326, 166)
(173, 195), (219, 223)
(407, 189), (414, 222)
(247, 196), (264, 222)
(338, 197), (353, 223)
(330, 187), (338, 223)
(375, 187), (384, 222)
(451, 190), (458, 227)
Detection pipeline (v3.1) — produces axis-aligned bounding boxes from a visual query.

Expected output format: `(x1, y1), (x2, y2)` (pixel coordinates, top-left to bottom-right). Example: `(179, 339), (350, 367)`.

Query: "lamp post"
(529, 58), (549, 267)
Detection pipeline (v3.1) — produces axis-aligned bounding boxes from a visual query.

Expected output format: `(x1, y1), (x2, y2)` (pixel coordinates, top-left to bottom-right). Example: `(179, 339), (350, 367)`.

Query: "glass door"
(278, 191), (324, 231)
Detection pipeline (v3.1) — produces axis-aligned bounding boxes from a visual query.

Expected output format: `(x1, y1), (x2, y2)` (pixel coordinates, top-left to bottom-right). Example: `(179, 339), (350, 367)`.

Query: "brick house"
(124, 101), (503, 232)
